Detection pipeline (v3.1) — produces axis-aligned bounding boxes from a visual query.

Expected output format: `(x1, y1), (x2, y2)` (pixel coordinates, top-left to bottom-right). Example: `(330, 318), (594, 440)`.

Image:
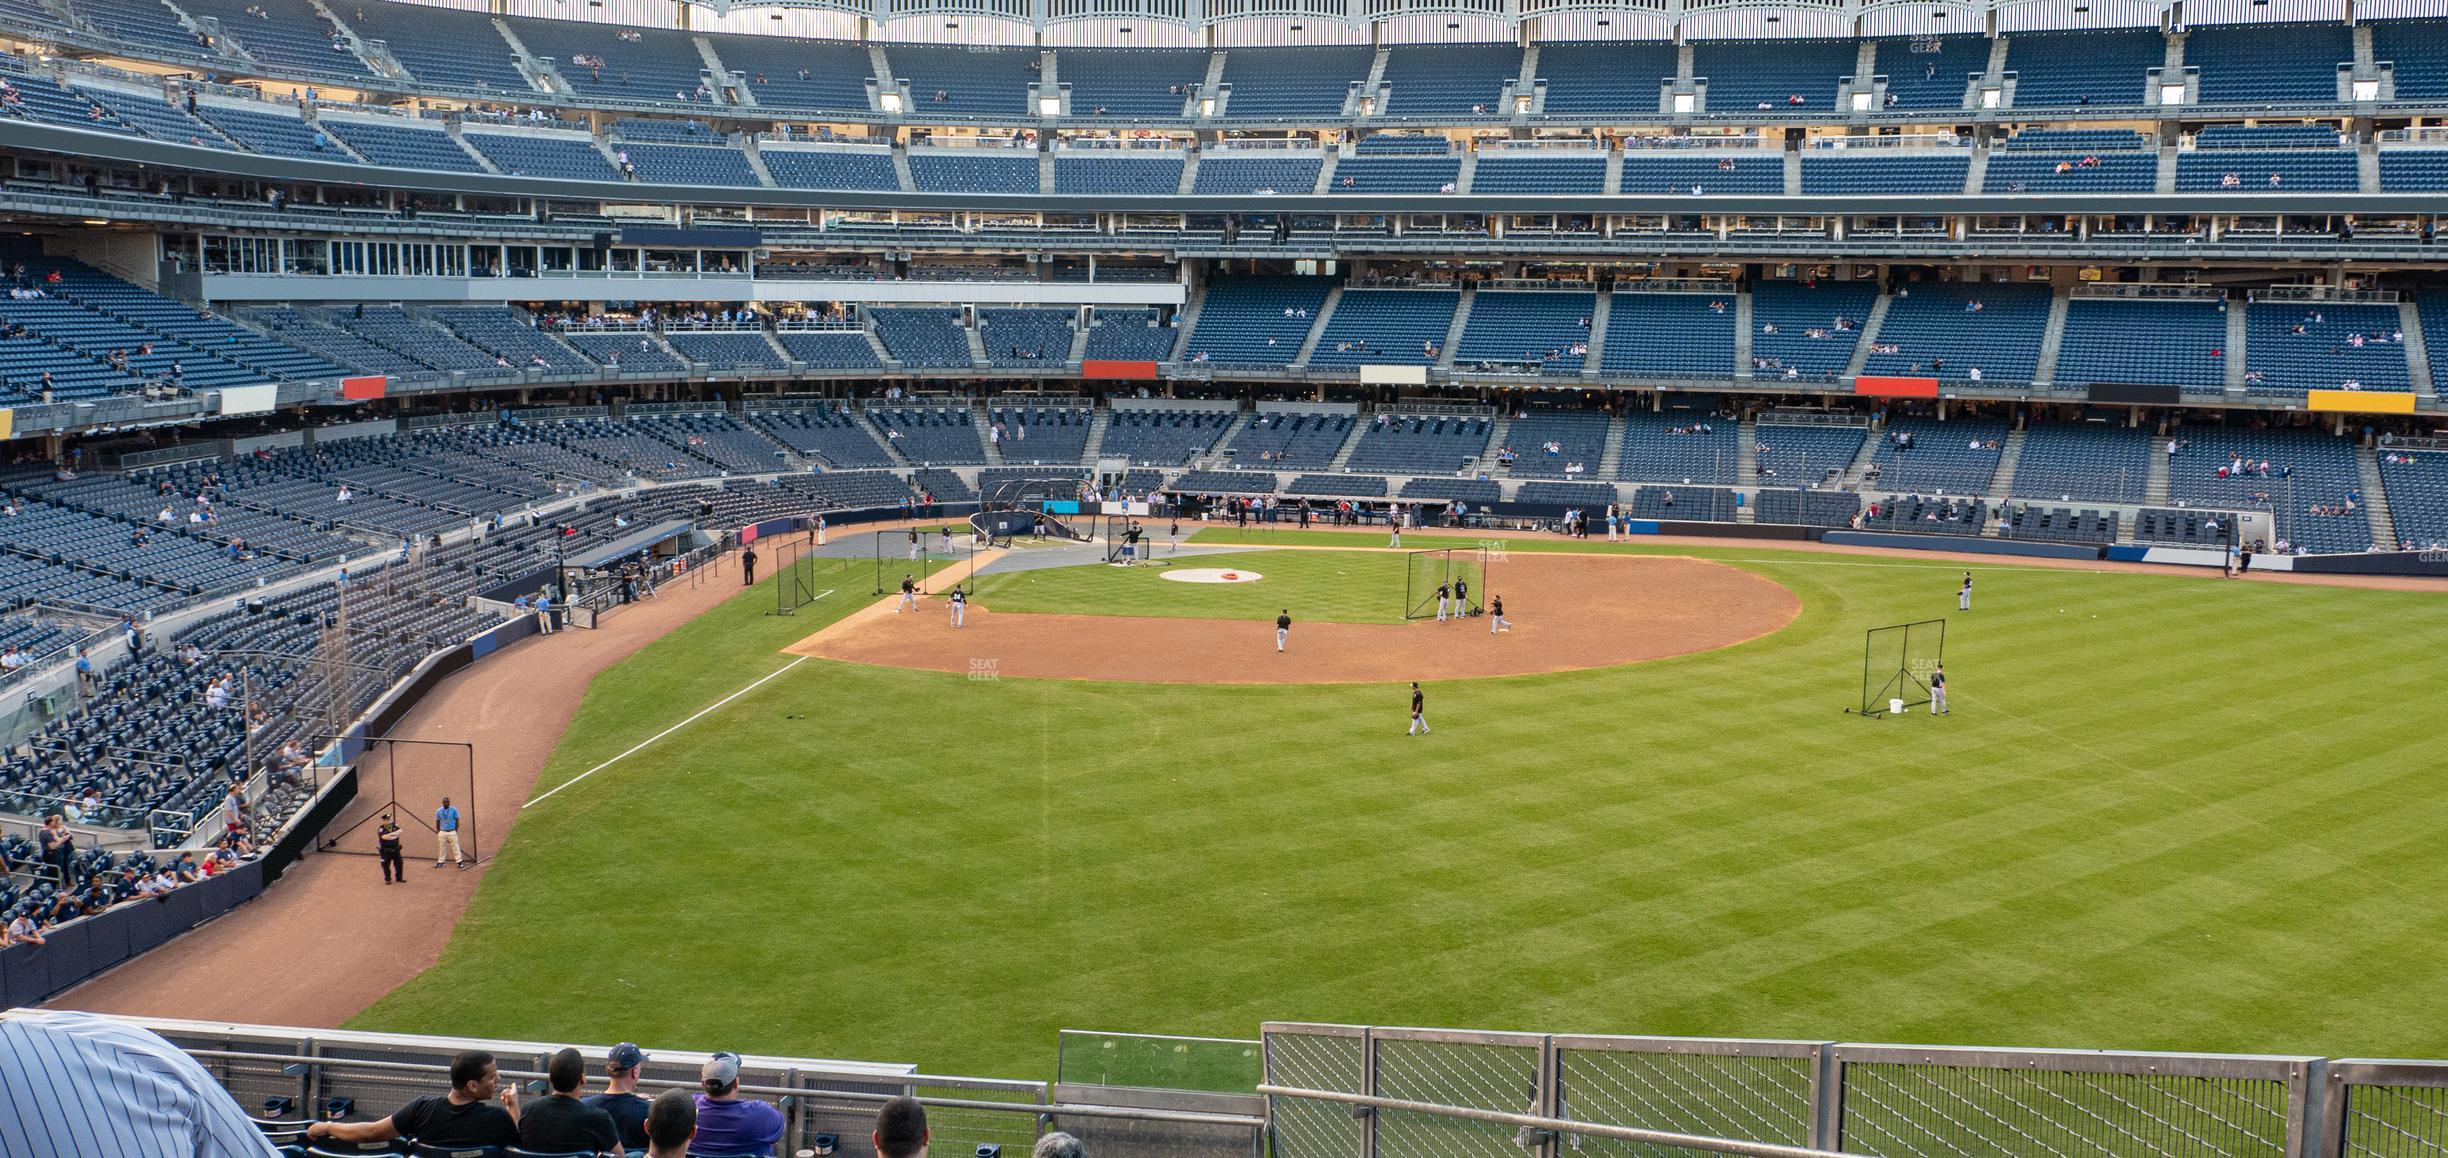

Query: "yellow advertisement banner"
(2306, 390), (2418, 414)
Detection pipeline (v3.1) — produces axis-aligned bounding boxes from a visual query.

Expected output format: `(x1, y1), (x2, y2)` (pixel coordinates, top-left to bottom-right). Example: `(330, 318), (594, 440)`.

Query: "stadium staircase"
(494, 19), (566, 98)
(2155, 144), (2180, 193)
(1732, 285), (1754, 379)
(1453, 150), (1478, 194)
(1360, 47), (1391, 116)
(1841, 424), (1884, 488)
(1066, 320), (1091, 367)
(757, 329), (793, 364)
(1482, 413), (1514, 474)
(2358, 444), (2399, 548)
(741, 141), (777, 187)
(1601, 146), (1625, 194)
(1842, 293), (1893, 380)
(1325, 420), (1362, 470)
(1964, 144), (1990, 194)
(2401, 299), (2434, 396)
(859, 325), (897, 370)
(1312, 149), (1340, 193)
(1597, 414), (1627, 477)
(2359, 141), (2382, 193)
(1037, 148), (1056, 194)
(1782, 148), (1802, 196)
(2144, 440), (2171, 506)
(694, 37), (741, 102)
(1176, 154), (1201, 194)
(1170, 285), (1207, 362)
(309, 0), (389, 75)
(981, 407), (1005, 466)
(2225, 303), (2250, 392)
(447, 122), (500, 172)
(891, 146), (916, 193)
(1436, 286), (1473, 370)
(1517, 46), (1542, 115)
(1579, 291), (1614, 380)
(1735, 415), (1758, 485)
(1291, 286), (1341, 369)
(868, 45), (898, 110)
(1200, 51), (1228, 116)
(1986, 427), (2027, 505)
(963, 323), (989, 369)
(2033, 289), (2070, 386)
(1081, 407), (1110, 461)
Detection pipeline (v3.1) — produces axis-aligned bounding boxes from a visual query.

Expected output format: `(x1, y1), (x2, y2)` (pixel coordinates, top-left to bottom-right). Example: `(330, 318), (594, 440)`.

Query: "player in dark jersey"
(1275, 610), (1291, 653)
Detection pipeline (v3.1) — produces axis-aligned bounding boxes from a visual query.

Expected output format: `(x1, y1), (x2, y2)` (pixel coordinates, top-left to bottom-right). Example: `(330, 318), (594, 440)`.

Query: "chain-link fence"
(2325, 1061), (2448, 1158)
(1556, 1035), (1822, 1158)
(1372, 1028), (1548, 1158)
(1268, 1023), (1369, 1158)
(1833, 1045), (2312, 1158)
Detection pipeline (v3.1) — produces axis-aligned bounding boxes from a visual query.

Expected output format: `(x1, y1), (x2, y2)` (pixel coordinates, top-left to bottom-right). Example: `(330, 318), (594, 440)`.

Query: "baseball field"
(348, 529), (2448, 1082)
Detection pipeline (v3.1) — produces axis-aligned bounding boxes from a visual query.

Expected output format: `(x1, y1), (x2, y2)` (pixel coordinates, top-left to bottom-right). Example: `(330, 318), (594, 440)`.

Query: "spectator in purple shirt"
(691, 1052), (784, 1157)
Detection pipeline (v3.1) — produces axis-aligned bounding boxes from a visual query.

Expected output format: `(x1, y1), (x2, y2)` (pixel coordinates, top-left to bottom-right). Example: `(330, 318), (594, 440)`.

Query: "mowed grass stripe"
(352, 542), (2448, 1079)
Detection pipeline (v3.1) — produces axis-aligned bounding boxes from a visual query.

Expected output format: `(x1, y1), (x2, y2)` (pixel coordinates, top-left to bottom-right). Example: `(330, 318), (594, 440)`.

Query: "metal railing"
(1265, 1025), (2334, 1158)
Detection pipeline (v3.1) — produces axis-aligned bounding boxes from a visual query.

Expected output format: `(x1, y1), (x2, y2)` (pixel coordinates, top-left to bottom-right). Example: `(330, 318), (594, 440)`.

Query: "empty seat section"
(2195, 123), (2341, 149)
(2011, 422), (2153, 502)
(869, 406), (986, 464)
(2053, 297), (2229, 392)
(2243, 302), (2409, 394)
(1343, 413), (1491, 474)
(908, 151), (1038, 194)
(619, 142), (760, 186)
(1190, 153), (1321, 194)
(1615, 413), (1737, 484)
(180, 0), (366, 77)
(714, 35), (876, 114)
(73, 85), (226, 144)
(1305, 290), (1458, 367)
(1182, 277), (1331, 367)
(1599, 291), (1736, 378)
(195, 102), (341, 158)
(58, 0), (217, 62)
(1984, 149), (2157, 193)
(1082, 309), (1177, 362)
(752, 409), (895, 467)
(508, 18), (709, 102)
(1226, 411), (1352, 469)
(1533, 41), (1676, 117)
(977, 308), (1074, 367)
(1753, 488), (1864, 527)
(242, 307), (422, 378)
(2378, 449), (2448, 549)
(1217, 46), (1372, 120)
(431, 307), (588, 370)
(1332, 137), (1459, 193)
(1865, 418), (2008, 494)
(2001, 29), (2162, 107)
(321, 305), (497, 371)
(1750, 281), (1876, 380)
(1058, 48), (1207, 119)
(1101, 407), (1234, 466)
(1501, 410), (1608, 478)
(763, 147), (900, 190)
(2168, 424), (2369, 552)
(662, 331), (785, 369)
(2378, 150), (2448, 191)
(888, 43), (1039, 118)
(2185, 22), (2351, 104)
(1619, 152), (1781, 194)
(1379, 43), (1521, 118)
(1800, 152), (1969, 194)
(564, 331), (684, 373)
(1454, 291), (1593, 373)
(987, 405), (1092, 464)
(2372, 20), (2448, 101)
(611, 117), (719, 143)
(1871, 36), (1988, 110)
(1692, 39), (1854, 111)
(465, 132), (617, 180)
(344, 0), (529, 92)
(1751, 422), (1866, 486)
(1287, 473), (1385, 498)
(2174, 148), (2357, 192)
(870, 308), (972, 367)
(1054, 154), (1185, 195)
(775, 330), (882, 369)
(1469, 153), (1605, 194)
(1860, 282), (2052, 383)
(2417, 291), (2448, 397)
(322, 116), (480, 171)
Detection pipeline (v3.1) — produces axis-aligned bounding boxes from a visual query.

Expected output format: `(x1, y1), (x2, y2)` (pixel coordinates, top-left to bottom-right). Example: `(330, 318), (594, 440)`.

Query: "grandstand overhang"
(681, 0), (2205, 33)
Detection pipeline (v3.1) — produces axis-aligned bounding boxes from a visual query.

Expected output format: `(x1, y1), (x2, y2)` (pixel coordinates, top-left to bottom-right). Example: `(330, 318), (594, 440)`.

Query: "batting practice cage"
(1402, 547), (1488, 620)
(768, 540), (839, 616)
(1099, 514), (1174, 566)
(872, 527), (979, 596)
(1852, 619), (1947, 716)
(319, 736), (478, 863)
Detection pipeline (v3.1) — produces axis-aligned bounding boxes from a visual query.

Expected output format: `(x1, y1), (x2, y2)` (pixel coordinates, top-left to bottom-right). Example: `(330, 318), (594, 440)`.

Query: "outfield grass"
(354, 536), (2448, 1085)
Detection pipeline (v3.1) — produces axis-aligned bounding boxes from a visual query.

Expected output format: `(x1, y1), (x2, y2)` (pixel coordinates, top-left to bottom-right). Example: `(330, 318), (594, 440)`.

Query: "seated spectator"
(640, 1088), (697, 1158)
(876, 1095), (930, 1158)
(304, 1049), (520, 1150)
(693, 1052), (785, 1156)
(586, 1042), (654, 1150)
(521, 1047), (622, 1154)
(0, 1010), (279, 1156)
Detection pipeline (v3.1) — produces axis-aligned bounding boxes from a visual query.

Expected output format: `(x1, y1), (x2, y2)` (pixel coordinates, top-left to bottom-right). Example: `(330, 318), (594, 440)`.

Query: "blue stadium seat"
(1692, 38), (1854, 111)
(2053, 297), (2229, 393)
(1861, 282), (2052, 383)
(1057, 48), (1207, 120)
(1182, 277), (1330, 368)
(1749, 280), (1876, 381)
(1190, 153), (1321, 195)
(1871, 36), (1987, 110)
(2001, 29), (2163, 108)
(1306, 290), (1457, 367)
(2184, 22), (2352, 105)
(908, 150), (1038, 194)
(888, 43), (1039, 118)
(1600, 291), (1736, 378)
(1533, 41), (1676, 117)
(1454, 291), (1593, 373)
(2242, 301), (2409, 395)
(1217, 46), (1371, 120)
(1379, 43), (1522, 119)
(762, 146), (900, 190)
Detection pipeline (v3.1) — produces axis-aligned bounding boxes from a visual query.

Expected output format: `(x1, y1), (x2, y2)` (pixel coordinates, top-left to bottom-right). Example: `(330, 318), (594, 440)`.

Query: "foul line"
(525, 654), (811, 808)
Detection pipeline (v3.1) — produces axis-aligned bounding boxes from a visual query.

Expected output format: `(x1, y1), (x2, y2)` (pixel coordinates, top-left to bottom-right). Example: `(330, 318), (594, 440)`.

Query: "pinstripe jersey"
(0, 1011), (278, 1157)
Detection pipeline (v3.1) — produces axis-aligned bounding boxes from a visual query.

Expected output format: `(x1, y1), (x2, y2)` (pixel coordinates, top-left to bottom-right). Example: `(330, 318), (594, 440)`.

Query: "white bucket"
(1890, 698), (1906, 715)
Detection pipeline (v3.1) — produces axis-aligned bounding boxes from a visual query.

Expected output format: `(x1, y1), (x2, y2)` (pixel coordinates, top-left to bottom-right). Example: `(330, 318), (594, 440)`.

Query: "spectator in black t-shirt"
(522, 1047), (622, 1154)
(585, 1042), (653, 1151)
(303, 1050), (520, 1149)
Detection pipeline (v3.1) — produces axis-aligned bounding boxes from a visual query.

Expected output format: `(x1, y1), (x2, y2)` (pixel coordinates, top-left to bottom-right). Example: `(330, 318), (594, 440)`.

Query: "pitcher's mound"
(1161, 567), (1265, 584)
(788, 553), (1797, 685)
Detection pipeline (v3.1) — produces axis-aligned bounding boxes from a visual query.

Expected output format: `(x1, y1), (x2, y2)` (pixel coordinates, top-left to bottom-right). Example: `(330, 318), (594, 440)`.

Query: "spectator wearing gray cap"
(875, 1094), (929, 1157)
(645, 1088), (697, 1158)
(1034, 1132), (1086, 1158)
(691, 1051), (785, 1157)
(585, 1041), (652, 1151)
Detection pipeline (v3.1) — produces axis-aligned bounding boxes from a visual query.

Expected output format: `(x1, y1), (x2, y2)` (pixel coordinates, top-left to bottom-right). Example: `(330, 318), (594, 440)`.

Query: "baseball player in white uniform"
(814, 514), (827, 545)
(1957, 571), (1973, 611)
(949, 588), (966, 627)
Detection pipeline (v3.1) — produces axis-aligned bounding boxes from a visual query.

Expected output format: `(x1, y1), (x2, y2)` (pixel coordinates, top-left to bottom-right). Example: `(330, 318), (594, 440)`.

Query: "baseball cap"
(702, 1052), (742, 1090)
(608, 1043), (646, 1072)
